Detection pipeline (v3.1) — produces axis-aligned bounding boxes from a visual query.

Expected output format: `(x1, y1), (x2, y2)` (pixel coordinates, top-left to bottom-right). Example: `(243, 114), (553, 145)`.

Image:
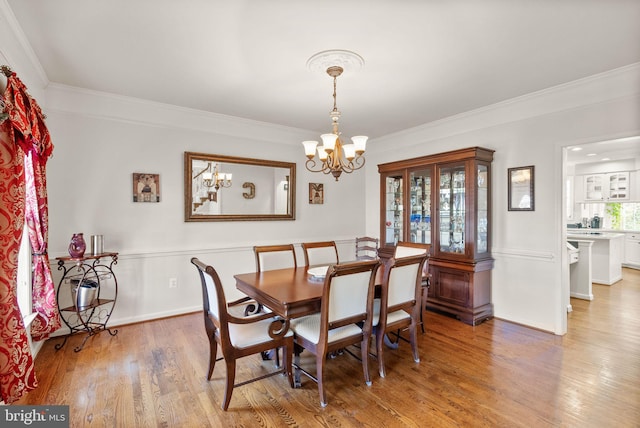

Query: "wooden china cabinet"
(378, 147), (494, 325)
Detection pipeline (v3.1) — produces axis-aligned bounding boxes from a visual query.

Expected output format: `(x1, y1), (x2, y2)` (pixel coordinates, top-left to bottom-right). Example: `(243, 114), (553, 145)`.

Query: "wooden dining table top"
(234, 257), (429, 321)
(234, 266), (331, 320)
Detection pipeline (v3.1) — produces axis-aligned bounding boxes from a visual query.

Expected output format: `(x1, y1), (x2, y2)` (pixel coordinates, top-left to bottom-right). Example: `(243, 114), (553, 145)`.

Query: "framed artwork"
(508, 166), (534, 211)
(133, 173), (160, 202)
(309, 183), (324, 204)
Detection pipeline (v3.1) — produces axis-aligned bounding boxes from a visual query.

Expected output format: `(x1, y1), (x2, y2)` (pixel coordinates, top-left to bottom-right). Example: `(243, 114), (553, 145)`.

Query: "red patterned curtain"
(24, 149), (60, 341)
(0, 67), (57, 403)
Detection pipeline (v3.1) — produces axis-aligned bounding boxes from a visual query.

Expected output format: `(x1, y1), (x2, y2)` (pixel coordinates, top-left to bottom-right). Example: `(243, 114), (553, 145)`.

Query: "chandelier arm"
(305, 158), (332, 175)
(347, 155), (366, 171)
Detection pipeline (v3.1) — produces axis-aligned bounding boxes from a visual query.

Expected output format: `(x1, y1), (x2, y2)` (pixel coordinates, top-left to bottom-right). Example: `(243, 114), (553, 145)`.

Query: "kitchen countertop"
(567, 230), (625, 240)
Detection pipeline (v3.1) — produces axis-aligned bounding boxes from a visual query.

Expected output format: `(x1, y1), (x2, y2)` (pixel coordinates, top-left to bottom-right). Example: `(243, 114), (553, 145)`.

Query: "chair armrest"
(228, 296), (253, 307)
(226, 311), (277, 325)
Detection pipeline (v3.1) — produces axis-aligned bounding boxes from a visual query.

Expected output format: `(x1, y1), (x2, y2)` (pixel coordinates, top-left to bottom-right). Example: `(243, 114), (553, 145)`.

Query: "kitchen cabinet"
(567, 231), (624, 285)
(379, 147), (494, 325)
(583, 172), (630, 201)
(624, 232), (640, 269)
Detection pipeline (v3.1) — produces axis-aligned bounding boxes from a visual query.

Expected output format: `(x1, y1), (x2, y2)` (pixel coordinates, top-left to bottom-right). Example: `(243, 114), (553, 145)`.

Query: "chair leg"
(360, 337), (372, 386)
(316, 353), (328, 407)
(293, 344), (303, 388)
(283, 342), (294, 388)
(420, 287), (428, 334)
(221, 359), (236, 411)
(409, 323), (420, 363)
(207, 336), (218, 380)
(376, 329), (386, 378)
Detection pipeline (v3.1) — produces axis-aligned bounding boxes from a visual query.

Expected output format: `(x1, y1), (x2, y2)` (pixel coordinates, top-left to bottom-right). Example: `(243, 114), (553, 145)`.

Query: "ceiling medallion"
(306, 50), (365, 74)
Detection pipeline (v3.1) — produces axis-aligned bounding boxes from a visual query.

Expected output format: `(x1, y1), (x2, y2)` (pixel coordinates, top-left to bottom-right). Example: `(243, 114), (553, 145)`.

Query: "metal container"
(71, 279), (98, 309)
(91, 235), (104, 255)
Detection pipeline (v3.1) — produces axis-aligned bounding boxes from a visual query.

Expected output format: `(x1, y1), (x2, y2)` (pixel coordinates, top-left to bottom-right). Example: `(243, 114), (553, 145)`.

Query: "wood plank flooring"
(14, 268), (640, 427)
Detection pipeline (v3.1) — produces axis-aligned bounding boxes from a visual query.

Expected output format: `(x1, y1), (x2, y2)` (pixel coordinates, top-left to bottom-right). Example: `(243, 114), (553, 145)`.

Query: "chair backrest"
(302, 241), (339, 267)
(191, 257), (231, 345)
(254, 244), (297, 271)
(394, 241), (430, 258)
(355, 236), (379, 260)
(321, 260), (380, 336)
(379, 254), (428, 321)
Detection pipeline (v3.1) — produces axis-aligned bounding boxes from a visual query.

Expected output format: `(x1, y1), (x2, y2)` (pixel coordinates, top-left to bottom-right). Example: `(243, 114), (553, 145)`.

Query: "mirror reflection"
(184, 152), (296, 221)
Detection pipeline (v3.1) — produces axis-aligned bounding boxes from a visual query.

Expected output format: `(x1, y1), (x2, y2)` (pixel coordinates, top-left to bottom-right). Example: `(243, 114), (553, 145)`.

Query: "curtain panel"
(0, 69), (56, 403)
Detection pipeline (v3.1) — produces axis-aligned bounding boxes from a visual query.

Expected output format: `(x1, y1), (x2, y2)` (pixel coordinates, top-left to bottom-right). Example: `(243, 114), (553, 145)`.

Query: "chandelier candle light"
(201, 162), (232, 191)
(302, 50), (368, 181)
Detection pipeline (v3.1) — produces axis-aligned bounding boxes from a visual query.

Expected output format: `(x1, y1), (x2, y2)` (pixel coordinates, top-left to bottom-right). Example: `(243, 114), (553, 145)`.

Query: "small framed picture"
(508, 166), (534, 211)
(133, 173), (160, 202)
(309, 183), (324, 204)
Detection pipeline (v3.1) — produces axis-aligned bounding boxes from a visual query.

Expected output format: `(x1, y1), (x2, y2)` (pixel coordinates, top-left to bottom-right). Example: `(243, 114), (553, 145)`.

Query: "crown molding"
(44, 82), (316, 145)
(370, 62), (640, 150)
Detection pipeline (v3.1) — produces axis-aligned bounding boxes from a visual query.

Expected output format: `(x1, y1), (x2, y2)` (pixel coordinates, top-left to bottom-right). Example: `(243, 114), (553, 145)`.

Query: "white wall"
(364, 64), (640, 334)
(40, 87), (367, 328)
(3, 1), (639, 335)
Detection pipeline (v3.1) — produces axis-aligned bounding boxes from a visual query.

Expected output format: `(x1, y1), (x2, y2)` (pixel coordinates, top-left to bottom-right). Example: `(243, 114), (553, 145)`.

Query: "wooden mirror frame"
(184, 152), (296, 221)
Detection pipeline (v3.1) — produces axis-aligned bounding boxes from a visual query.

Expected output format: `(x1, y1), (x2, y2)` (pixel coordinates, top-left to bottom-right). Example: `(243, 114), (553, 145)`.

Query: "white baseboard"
(570, 292), (594, 301)
(47, 305), (201, 338)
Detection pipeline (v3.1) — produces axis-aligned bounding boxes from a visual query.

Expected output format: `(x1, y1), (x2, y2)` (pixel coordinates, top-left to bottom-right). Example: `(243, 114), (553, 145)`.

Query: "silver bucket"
(71, 279), (98, 309)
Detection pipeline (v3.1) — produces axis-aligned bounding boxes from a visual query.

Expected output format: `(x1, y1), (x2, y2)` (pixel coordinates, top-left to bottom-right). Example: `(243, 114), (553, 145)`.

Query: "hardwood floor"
(15, 268), (640, 427)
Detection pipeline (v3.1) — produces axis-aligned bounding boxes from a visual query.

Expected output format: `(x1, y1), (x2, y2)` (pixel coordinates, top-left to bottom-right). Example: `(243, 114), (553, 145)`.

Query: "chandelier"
(201, 162), (232, 191)
(302, 50), (368, 181)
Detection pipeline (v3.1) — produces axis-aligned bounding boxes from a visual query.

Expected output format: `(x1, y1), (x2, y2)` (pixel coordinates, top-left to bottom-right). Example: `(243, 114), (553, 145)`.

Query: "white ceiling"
(5, 0), (640, 144)
(566, 136), (640, 166)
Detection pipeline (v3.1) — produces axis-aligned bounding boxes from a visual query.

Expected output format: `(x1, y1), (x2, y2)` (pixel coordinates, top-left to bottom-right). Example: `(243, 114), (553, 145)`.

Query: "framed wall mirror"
(508, 165), (534, 211)
(184, 152), (296, 221)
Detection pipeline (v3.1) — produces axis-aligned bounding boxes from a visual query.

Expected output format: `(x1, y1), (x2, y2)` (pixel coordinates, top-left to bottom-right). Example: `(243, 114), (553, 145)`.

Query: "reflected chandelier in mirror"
(184, 152), (296, 221)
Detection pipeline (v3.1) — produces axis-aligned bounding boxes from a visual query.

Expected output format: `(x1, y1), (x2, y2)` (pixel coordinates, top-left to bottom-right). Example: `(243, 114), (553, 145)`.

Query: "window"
(17, 226), (36, 326)
(578, 202), (640, 230)
(620, 203), (640, 230)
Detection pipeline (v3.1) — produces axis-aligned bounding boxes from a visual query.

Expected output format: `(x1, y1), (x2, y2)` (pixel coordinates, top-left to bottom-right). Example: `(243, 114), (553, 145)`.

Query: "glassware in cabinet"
(383, 174), (404, 245)
(477, 163), (489, 254)
(438, 164), (466, 254)
(409, 168), (432, 244)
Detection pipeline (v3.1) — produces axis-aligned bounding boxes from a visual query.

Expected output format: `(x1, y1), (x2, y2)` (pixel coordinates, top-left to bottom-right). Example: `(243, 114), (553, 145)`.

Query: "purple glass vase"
(68, 233), (86, 258)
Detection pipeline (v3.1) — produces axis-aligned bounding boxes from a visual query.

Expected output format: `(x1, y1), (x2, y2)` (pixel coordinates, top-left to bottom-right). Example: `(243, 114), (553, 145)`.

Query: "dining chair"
(394, 241), (430, 258)
(190, 257), (294, 411)
(253, 244), (297, 365)
(301, 240), (339, 267)
(290, 259), (380, 407)
(372, 253), (428, 378)
(254, 244), (297, 271)
(355, 236), (379, 260)
(394, 241), (431, 333)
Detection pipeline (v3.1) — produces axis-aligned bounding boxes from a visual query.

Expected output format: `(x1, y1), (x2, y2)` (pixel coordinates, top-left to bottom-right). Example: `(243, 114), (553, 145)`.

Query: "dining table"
(234, 264), (340, 338)
(233, 259), (429, 338)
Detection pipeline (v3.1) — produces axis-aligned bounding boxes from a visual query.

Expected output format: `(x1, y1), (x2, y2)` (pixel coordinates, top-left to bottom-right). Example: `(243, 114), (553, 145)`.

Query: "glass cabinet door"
(439, 164), (465, 254)
(477, 163), (489, 254)
(383, 174), (404, 245)
(409, 168), (432, 244)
